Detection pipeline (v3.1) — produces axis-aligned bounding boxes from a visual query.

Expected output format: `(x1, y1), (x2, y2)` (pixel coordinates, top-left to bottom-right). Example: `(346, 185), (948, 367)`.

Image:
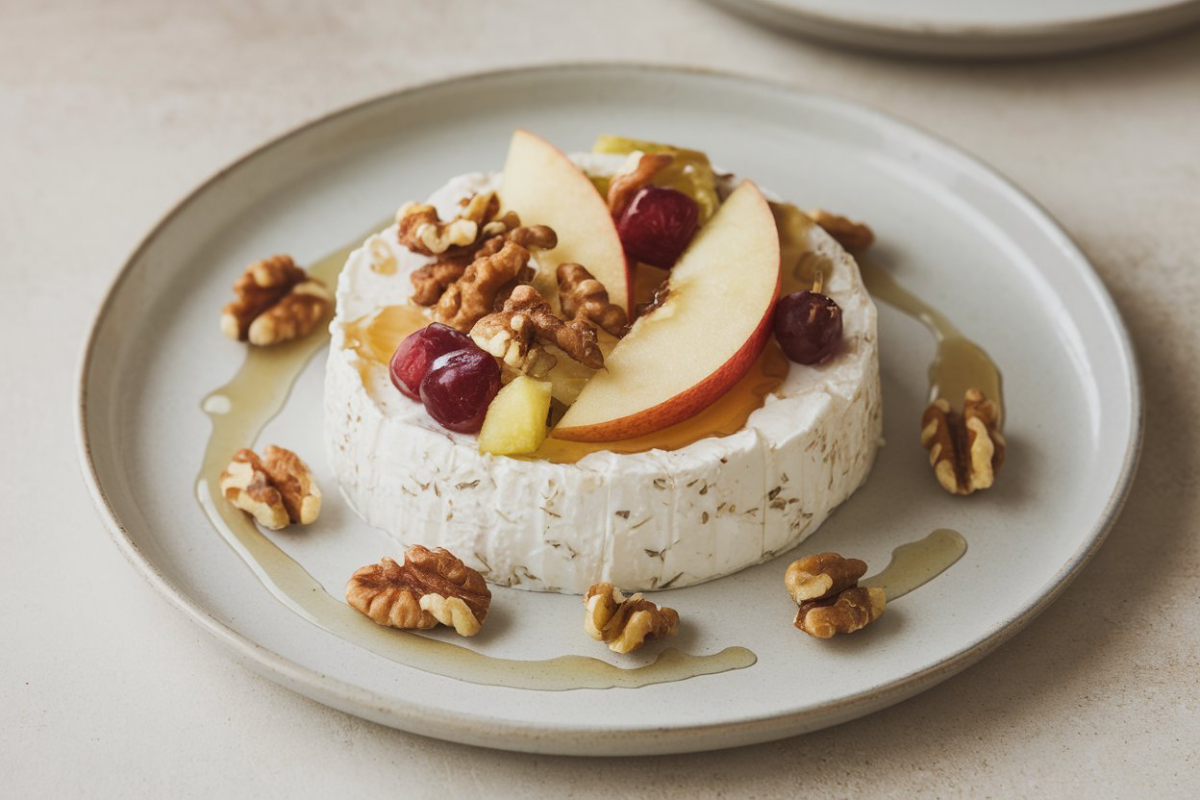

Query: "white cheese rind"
(324, 166), (881, 594)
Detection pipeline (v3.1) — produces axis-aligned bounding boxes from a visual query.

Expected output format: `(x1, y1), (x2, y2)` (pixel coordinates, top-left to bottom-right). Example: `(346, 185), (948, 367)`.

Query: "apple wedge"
(498, 129), (633, 313)
(553, 181), (781, 442)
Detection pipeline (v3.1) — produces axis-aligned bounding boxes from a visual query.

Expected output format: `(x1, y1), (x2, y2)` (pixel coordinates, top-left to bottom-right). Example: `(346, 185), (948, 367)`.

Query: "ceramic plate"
(706, 0), (1200, 57)
(78, 65), (1140, 756)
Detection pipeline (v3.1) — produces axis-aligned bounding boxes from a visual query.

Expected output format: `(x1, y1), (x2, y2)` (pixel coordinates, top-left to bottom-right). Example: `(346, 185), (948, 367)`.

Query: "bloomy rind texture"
(324, 160), (882, 594)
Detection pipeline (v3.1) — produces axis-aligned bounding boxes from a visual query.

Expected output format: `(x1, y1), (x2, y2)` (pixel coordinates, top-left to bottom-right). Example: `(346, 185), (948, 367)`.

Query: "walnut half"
(219, 445), (321, 530)
(557, 262), (629, 337)
(470, 284), (604, 375)
(220, 255), (332, 346)
(785, 552), (885, 638)
(795, 587), (886, 639)
(584, 583), (679, 654)
(921, 388), (1006, 496)
(346, 546), (491, 637)
(785, 553), (867, 604)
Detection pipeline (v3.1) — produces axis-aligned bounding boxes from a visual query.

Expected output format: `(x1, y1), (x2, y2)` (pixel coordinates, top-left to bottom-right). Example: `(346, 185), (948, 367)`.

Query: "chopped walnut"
(396, 192), (508, 257)
(472, 284), (603, 372)
(470, 303), (557, 378)
(219, 445), (321, 530)
(607, 153), (673, 219)
(921, 388), (1006, 496)
(220, 255), (331, 346)
(808, 209), (875, 253)
(795, 587), (886, 639)
(556, 262), (629, 337)
(410, 253), (472, 306)
(346, 545), (491, 637)
(785, 553), (868, 604)
(434, 239), (533, 331)
(505, 224), (557, 251)
(584, 583), (680, 654)
(412, 224), (558, 308)
(407, 222), (555, 311)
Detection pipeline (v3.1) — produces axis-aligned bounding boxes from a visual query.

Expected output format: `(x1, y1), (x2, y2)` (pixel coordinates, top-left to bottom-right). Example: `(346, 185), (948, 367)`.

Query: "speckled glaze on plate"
(706, 0), (1200, 57)
(76, 64), (1140, 756)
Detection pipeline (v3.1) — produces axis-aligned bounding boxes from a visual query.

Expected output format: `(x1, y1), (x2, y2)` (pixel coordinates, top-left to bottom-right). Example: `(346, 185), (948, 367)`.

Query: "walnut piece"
(434, 240), (533, 331)
(220, 255), (332, 346)
(346, 546), (491, 637)
(921, 388), (1006, 496)
(795, 587), (887, 639)
(396, 191), (510, 257)
(786, 551), (885, 638)
(557, 262), (629, 337)
(410, 253), (473, 306)
(469, 303), (557, 378)
(785, 553), (868, 604)
(808, 209), (875, 253)
(471, 284), (603, 373)
(584, 583), (680, 654)
(411, 224), (557, 308)
(248, 280), (332, 346)
(219, 445), (321, 530)
(607, 153), (673, 219)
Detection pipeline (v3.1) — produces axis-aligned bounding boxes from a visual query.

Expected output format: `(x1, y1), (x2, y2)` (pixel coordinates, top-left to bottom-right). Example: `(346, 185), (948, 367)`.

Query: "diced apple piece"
(592, 135), (720, 223)
(499, 130), (633, 314)
(552, 181), (780, 442)
(479, 376), (553, 456)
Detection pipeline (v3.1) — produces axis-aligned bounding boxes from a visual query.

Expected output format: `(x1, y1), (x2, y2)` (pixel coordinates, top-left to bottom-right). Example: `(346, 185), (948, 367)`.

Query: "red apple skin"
(551, 274), (780, 443)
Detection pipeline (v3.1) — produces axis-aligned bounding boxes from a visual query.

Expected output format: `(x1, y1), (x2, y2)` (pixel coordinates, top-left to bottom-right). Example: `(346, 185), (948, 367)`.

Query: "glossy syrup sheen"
(858, 258), (1004, 424)
(197, 222), (756, 690)
(862, 529), (968, 600)
(774, 202), (1003, 423)
(344, 259), (793, 464)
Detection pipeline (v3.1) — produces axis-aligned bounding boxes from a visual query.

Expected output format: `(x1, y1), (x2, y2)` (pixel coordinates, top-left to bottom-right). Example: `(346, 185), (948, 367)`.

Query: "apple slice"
(499, 129), (633, 313)
(553, 181), (780, 442)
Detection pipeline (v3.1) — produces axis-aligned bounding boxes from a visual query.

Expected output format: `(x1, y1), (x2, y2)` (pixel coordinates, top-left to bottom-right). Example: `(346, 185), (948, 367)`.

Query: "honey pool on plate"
(195, 206), (985, 691)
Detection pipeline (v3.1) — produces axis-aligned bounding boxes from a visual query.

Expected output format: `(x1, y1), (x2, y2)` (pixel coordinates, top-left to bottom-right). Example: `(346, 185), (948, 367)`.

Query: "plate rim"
(75, 62), (1144, 754)
(706, 0), (1200, 56)
(720, 0), (1200, 36)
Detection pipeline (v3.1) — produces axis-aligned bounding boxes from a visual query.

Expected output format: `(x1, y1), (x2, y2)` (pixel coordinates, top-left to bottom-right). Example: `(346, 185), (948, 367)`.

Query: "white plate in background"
(706, 0), (1200, 57)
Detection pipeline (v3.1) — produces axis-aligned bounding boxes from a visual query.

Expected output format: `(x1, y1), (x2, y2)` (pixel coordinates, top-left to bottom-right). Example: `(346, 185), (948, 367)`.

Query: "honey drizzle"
(773, 201), (1003, 422)
(858, 259), (1004, 425)
(343, 263), (792, 465)
(193, 203), (990, 691)
(196, 223), (756, 691)
(861, 529), (968, 600)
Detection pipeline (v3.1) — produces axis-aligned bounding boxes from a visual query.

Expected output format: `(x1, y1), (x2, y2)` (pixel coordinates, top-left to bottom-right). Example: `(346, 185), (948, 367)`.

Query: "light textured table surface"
(3, 1), (1197, 796)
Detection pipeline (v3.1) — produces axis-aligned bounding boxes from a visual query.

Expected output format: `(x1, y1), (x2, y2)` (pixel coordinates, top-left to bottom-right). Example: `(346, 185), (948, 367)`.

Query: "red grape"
(418, 348), (501, 433)
(616, 186), (699, 269)
(389, 323), (475, 400)
(774, 291), (843, 365)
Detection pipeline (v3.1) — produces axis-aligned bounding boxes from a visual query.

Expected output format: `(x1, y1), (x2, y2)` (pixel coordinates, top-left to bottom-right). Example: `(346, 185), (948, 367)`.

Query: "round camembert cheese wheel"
(325, 159), (881, 594)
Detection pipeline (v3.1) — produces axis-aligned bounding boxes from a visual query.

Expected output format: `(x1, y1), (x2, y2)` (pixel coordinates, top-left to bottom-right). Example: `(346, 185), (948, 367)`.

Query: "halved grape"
(419, 348), (501, 433)
(389, 323), (475, 400)
(617, 187), (699, 269)
(774, 291), (843, 365)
